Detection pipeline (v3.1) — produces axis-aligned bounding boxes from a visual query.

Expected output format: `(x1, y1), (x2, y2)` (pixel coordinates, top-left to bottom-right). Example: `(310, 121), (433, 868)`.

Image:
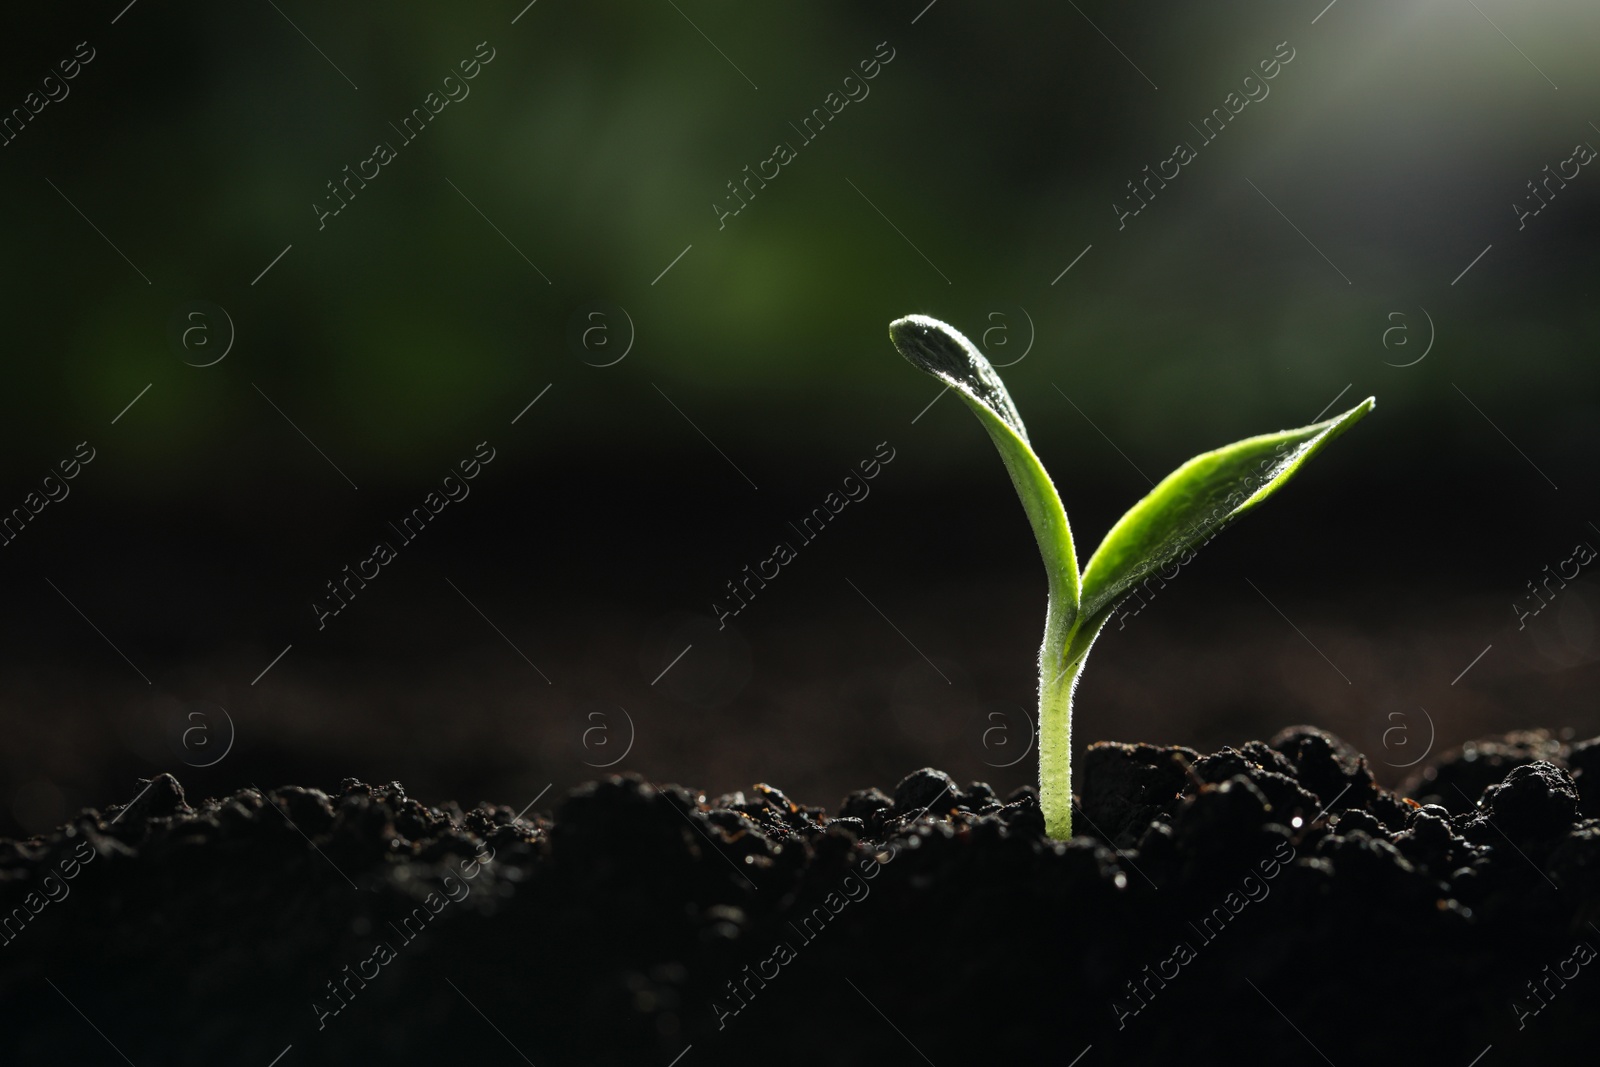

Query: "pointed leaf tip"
(889, 315), (1028, 442)
(1078, 396), (1376, 623)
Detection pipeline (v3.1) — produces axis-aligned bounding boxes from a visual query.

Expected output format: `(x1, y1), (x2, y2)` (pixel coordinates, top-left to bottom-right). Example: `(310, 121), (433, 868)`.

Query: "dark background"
(2, 1), (1597, 838)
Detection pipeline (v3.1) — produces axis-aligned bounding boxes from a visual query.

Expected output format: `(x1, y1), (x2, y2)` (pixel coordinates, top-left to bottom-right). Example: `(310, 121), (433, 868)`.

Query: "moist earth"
(2, 726), (1597, 1065)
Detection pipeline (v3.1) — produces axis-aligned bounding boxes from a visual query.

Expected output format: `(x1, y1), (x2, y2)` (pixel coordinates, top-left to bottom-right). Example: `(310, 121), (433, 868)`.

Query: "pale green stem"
(1037, 665), (1078, 839)
(1037, 591), (1075, 839)
(1038, 609), (1107, 839)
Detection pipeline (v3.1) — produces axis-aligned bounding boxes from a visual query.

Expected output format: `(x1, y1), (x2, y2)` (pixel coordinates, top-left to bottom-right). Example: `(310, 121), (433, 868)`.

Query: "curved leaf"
(1079, 398), (1375, 622)
(888, 315), (1079, 611)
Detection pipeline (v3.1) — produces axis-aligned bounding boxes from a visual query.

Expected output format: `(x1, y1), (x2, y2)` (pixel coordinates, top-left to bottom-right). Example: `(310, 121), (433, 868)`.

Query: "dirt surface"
(3, 726), (1596, 1064)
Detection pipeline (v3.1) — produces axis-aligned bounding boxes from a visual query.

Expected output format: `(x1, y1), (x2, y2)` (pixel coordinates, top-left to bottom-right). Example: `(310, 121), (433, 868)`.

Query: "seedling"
(888, 315), (1373, 839)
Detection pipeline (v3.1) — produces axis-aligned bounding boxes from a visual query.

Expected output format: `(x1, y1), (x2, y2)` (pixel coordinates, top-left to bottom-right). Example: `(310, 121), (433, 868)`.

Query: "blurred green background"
(2, 0), (1598, 835)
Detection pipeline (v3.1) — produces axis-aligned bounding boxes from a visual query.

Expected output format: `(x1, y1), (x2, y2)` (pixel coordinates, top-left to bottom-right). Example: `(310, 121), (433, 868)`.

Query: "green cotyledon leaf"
(1079, 397), (1375, 623)
(888, 314), (1080, 615)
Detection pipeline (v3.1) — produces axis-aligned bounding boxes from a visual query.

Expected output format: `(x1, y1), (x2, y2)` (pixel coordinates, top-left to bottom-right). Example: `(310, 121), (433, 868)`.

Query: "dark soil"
(4, 726), (1597, 1065)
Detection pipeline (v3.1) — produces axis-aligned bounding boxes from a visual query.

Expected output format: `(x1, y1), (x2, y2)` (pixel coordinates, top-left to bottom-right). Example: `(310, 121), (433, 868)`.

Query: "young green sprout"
(888, 315), (1374, 839)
